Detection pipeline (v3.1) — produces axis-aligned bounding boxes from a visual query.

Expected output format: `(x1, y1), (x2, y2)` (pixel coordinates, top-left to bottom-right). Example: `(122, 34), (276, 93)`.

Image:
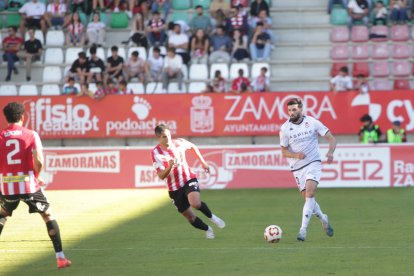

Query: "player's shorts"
(292, 161), (322, 192)
(0, 189), (50, 216)
(168, 178), (200, 213)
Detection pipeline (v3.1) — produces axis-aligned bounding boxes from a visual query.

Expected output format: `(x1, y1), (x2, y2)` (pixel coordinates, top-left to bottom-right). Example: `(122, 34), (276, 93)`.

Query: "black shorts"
(0, 189), (50, 216)
(168, 179), (200, 213)
(25, 18), (41, 29)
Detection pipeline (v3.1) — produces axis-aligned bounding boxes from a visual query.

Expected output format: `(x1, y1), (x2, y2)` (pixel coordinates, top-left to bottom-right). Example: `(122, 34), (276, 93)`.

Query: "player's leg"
(0, 196), (20, 236)
(297, 179), (318, 241)
(181, 206), (215, 239)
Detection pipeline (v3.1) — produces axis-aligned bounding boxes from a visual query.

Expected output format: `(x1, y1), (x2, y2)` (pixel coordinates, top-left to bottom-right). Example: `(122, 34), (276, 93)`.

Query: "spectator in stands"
(231, 0), (248, 9)
(190, 5), (213, 34)
(65, 12), (85, 46)
(210, 0), (231, 23)
(63, 77), (79, 95)
(227, 5), (249, 36)
(190, 29), (210, 64)
(387, 121), (407, 143)
(93, 81), (106, 99)
(151, 0), (170, 20)
(105, 45), (125, 85)
(373, 1), (388, 25)
(70, 0), (91, 15)
(249, 22), (271, 61)
(327, 0), (347, 14)
(390, 0), (408, 24)
(161, 47), (183, 93)
(354, 73), (369, 94)
(87, 12), (106, 47)
(347, 0), (369, 27)
(359, 114), (385, 143)
(232, 29), (250, 61)
(168, 23), (190, 65)
(127, 14), (148, 48)
(211, 70), (227, 92)
(66, 51), (90, 84)
(117, 79), (133, 94)
(250, 0), (269, 17)
(19, 0), (47, 38)
(251, 9), (275, 44)
(124, 50), (145, 83)
(105, 79), (118, 94)
(92, 0), (106, 11)
(209, 26), (232, 63)
(88, 46), (106, 83)
(2, 27), (23, 82)
(17, 28), (43, 82)
(252, 67), (269, 92)
(79, 83), (93, 98)
(210, 4), (229, 28)
(45, 0), (67, 30)
(145, 46), (164, 81)
(146, 11), (167, 46)
(330, 66), (353, 92)
(231, 68), (251, 93)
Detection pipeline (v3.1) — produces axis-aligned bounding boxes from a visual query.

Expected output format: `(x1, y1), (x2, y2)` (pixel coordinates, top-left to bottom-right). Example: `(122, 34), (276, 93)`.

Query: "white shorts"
(292, 161), (322, 192)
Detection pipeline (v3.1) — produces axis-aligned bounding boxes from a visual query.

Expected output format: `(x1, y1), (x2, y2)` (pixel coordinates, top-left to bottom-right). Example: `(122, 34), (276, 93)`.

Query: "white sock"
(313, 200), (324, 221)
(301, 197), (316, 230)
(56, 251), (65, 259)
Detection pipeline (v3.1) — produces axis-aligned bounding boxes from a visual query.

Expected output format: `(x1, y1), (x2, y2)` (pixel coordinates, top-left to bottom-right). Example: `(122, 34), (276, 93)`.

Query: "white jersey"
(279, 116), (329, 171)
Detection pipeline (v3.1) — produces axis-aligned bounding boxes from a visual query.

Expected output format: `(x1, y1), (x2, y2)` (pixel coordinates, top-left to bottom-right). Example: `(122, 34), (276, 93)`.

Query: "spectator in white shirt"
(87, 12), (106, 47)
(330, 66), (353, 92)
(168, 23), (190, 65)
(348, 0), (369, 27)
(45, 0), (67, 30)
(252, 67), (269, 92)
(19, 0), (47, 38)
(373, 1), (387, 25)
(145, 47), (164, 82)
(161, 47), (183, 93)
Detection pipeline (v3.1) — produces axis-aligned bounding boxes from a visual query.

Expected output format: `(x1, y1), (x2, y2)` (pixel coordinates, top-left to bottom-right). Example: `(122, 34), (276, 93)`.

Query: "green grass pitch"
(1, 188), (413, 276)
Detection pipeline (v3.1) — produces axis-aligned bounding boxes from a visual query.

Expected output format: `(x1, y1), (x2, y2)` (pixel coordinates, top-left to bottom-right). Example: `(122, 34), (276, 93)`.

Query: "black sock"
(46, 220), (63, 253)
(190, 217), (209, 231)
(198, 202), (212, 219)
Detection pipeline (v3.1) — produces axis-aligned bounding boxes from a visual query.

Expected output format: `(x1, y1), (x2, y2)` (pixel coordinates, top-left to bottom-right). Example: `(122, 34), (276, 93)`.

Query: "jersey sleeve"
(279, 126), (289, 147)
(178, 138), (195, 150)
(151, 151), (165, 172)
(32, 131), (43, 152)
(313, 118), (330, 136)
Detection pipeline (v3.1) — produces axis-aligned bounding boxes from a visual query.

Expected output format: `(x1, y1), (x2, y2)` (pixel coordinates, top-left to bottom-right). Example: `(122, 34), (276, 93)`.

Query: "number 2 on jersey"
(6, 139), (22, 165)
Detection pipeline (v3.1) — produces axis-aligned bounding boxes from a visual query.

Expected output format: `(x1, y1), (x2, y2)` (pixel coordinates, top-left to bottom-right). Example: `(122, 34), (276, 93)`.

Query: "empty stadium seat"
(6, 14), (22, 28)
(41, 84), (61, 95)
(330, 27), (350, 42)
(370, 26), (388, 42)
(146, 82), (164, 94)
(230, 63), (250, 79)
(331, 45), (349, 60)
(352, 62), (369, 77)
(106, 47), (126, 60)
(172, 0), (191, 10)
(192, 0), (211, 9)
(330, 8), (348, 25)
(128, 47), (147, 61)
(372, 78), (392, 90)
(88, 83), (97, 94)
(210, 63), (229, 80)
(127, 83), (145, 94)
(189, 64), (209, 80)
(43, 66), (62, 82)
(331, 62), (348, 77)
(171, 11), (191, 24)
(46, 30), (65, 46)
(391, 25), (409, 41)
(251, 63), (270, 79)
(351, 26), (369, 42)
(392, 43), (410, 59)
(19, 84), (38, 96)
(65, 47), (83, 64)
(0, 85), (18, 96)
(45, 48), (64, 64)
(372, 43), (389, 59)
(392, 61), (410, 77)
(188, 82), (207, 93)
(394, 79), (410, 90)
(352, 44), (369, 60)
(372, 61), (389, 77)
(168, 83), (187, 94)
(25, 30), (44, 44)
(182, 64), (188, 80)
(110, 12), (129, 28)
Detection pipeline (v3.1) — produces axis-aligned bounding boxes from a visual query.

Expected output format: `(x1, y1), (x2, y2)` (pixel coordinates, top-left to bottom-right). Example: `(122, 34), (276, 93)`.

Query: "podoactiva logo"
(105, 96), (177, 136)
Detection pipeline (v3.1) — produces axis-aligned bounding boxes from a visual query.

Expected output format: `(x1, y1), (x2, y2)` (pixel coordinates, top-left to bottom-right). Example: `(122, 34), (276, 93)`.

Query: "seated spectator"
(145, 46), (164, 81)
(354, 73), (369, 94)
(124, 50), (145, 83)
(66, 51), (90, 84)
(327, 0), (347, 14)
(209, 26), (232, 63)
(105, 46), (125, 84)
(390, 0), (408, 24)
(125, 13), (148, 48)
(117, 79), (133, 94)
(373, 1), (387, 25)
(151, 0), (170, 20)
(210, 0), (231, 27)
(70, 0), (91, 15)
(17, 28), (43, 82)
(87, 12), (106, 47)
(93, 81), (107, 99)
(79, 83), (93, 98)
(19, 0), (47, 38)
(45, 0), (67, 30)
(359, 114), (385, 143)
(232, 29), (249, 61)
(231, 0), (248, 8)
(252, 67), (269, 92)
(387, 120), (407, 143)
(190, 29), (210, 64)
(330, 66), (352, 92)
(190, 5), (213, 34)
(211, 70), (227, 92)
(63, 77), (79, 95)
(88, 46), (106, 83)
(251, 9), (275, 44)
(168, 23), (190, 65)
(249, 22), (271, 61)
(131, 0), (151, 23)
(105, 79), (118, 94)
(231, 68), (251, 93)
(227, 5), (249, 36)
(65, 12), (85, 47)
(92, 0), (106, 11)
(161, 47), (183, 93)
(146, 11), (167, 46)
(347, 0), (369, 27)
(2, 27), (23, 82)
(250, 0), (269, 17)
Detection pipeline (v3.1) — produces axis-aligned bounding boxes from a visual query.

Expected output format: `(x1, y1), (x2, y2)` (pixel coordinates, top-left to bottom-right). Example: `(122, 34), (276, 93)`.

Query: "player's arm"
(189, 143), (209, 173)
(156, 159), (175, 180)
(323, 131), (337, 164)
(32, 132), (44, 174)
(280, 146), (305, 159)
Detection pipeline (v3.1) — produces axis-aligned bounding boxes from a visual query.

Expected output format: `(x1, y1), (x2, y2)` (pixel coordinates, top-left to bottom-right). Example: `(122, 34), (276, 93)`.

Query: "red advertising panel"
(0, 91), (413, 138)
(42, 144), (414, 191)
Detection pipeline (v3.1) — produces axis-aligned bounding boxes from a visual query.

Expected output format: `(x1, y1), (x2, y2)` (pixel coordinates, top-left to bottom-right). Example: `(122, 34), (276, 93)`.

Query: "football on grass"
(264, 225), (282, 243)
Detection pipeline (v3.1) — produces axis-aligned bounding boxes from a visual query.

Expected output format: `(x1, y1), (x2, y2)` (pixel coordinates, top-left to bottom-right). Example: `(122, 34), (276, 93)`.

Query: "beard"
(290, 113), (302, 123)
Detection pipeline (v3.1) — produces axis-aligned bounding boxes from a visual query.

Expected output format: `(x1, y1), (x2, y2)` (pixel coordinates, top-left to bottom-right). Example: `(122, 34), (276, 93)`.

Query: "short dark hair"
(360, 114), (372, 123)
(78, 52), (86, 59)
(111, 46), (118, 52)
(3, 102), (25, 123)
(10, 26), (17, 32)
(153, 11), (160, 15)
(132, 51), (139, 57)
(238, 69), (244, 75)
(195, 5), (203, 9)
(153, 47), (161, 54)
(261, 67), (268, 73)
(356, 73), (365, 78)
(155, 124), (168, 136)
(287, 98), (303, 108)
(68, 77), (75, 82)
(167, 47), (176, 53)
(339, 66), (349, 74)
(90, 46), (97, 55)
(119, 79), (127, 86)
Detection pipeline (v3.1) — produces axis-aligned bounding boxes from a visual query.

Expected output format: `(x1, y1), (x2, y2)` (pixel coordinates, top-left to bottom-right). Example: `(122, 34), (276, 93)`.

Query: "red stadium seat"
(372, 61), (390, 77)
(373, 78), (392, 90)
(392, 61), (410, 77)
(330, 26), (350, 42)
(331, 45), (349, 60)
(371, 43), (389, 59)
(331, 62), (348, 77)
(352, 62), (369, 77)
(392, 43), (410, 59)
(370, 26), (388, 42)
(391, 25), (409, 41)
(352, 44), (369, 60)
(351, 26), (369, 42)
(394, 79), (410, 90)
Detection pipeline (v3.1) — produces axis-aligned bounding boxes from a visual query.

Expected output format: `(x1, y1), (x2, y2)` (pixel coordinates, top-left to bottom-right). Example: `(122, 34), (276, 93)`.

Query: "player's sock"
(190, 217), (209, 231)
(313, 200), (324, 220)
(46, 220), (64, 255)
(197, 202), (212, 218)
(301, 197), (316, 230)
(56, 251), (65, 259)
(0, 216), (6, 236)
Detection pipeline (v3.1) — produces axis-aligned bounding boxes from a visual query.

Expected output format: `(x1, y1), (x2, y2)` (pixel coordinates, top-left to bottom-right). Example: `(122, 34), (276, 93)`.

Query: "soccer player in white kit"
(279, 98), (337, 241)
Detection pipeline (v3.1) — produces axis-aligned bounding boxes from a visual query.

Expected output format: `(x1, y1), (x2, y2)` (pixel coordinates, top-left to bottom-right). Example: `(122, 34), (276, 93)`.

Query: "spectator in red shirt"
(146, 11), (167, 46)
(227, 5), (249, 36)
(2, 27), (24, 82)
(231, 68), (251, 93)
